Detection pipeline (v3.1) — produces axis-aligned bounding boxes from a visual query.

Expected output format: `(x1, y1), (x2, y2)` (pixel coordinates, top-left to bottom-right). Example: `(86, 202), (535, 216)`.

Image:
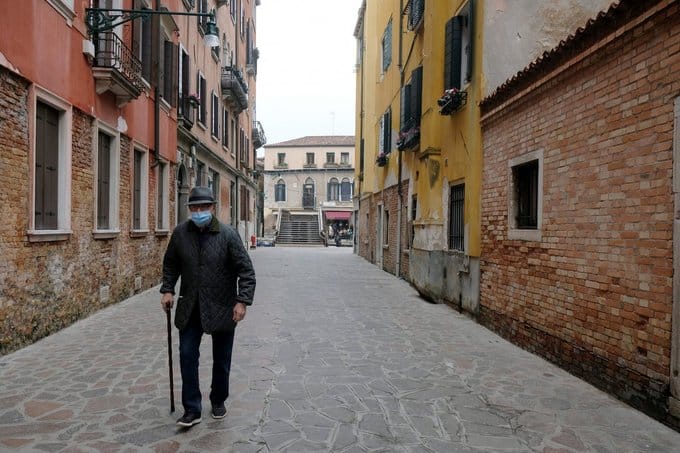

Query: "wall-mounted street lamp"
(85, 7), (220, 47)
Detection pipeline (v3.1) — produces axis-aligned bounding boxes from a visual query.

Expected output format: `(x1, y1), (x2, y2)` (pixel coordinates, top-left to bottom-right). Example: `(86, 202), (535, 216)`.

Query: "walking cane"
(166, 307), (175, 413)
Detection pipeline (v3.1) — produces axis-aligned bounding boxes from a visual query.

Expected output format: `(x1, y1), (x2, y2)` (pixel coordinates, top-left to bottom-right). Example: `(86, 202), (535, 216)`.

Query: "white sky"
(255, 0), (363, 151)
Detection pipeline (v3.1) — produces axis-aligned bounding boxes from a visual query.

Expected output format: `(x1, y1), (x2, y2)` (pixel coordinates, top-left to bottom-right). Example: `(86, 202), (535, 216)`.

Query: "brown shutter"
(35, 102), (59, 230)
(97, 132), (111, 229)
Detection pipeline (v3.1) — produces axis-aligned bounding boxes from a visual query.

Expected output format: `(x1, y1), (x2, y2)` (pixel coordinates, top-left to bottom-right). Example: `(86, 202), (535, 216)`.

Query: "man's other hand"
(233, 302), (246, 322)
(161, 293), (174, 311)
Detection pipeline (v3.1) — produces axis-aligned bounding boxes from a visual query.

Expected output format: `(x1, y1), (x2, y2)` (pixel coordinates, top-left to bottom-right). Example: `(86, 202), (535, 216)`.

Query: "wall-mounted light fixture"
(85, 7), (220, 47)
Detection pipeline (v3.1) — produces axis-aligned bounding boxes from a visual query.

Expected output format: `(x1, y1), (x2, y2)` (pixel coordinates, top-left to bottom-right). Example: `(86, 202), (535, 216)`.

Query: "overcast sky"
(255, 0), (363, 150)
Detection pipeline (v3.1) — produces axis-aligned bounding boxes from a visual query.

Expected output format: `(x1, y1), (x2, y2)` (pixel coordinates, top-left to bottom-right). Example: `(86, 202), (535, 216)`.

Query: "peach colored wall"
(0, 0), (178, 162)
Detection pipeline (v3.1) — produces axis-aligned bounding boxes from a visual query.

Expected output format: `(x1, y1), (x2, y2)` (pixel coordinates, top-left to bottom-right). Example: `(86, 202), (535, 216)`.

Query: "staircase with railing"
(275, 212), (324, 246)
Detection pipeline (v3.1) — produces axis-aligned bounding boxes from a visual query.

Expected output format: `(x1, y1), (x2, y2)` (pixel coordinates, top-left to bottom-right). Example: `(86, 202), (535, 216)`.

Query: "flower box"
(397, 127), (420, 151)
(376, 153), (388, 167)
(437, 88), (467, 115)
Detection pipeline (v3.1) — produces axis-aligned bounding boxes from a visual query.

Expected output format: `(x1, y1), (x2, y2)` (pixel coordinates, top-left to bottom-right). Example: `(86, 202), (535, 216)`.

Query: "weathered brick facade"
(357, 181), (410, 278)
(480, 1), (679, 425)
(0, 67), (173, 355)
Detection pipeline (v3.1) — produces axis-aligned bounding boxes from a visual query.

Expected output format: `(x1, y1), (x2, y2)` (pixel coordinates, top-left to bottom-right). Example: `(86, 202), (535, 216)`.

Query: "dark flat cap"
(187, 186), (216, 205)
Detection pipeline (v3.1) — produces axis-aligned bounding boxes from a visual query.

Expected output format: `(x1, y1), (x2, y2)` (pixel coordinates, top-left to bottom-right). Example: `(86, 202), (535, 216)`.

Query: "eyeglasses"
(188, 204), (213, 212)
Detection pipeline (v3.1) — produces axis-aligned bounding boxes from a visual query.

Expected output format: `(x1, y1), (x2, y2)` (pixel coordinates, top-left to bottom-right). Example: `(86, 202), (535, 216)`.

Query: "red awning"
(325, 211), (352, 220)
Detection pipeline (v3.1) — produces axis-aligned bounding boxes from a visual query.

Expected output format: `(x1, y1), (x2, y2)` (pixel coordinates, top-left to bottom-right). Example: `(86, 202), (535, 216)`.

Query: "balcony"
(177, 96), (197, 129)
(252, 121), (266, 148)
(221, 66), (248, 113)
(91, 31), (145, 107)
(396, 117), (420, 151)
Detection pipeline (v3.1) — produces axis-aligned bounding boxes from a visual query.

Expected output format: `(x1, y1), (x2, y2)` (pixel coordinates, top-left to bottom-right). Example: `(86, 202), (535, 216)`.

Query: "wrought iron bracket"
(85, 7), (215, 36)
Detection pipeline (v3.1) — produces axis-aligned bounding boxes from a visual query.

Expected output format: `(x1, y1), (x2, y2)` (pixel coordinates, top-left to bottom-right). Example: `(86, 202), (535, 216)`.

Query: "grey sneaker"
(176, 412), (202, 427)
(211, 403), (227, 419)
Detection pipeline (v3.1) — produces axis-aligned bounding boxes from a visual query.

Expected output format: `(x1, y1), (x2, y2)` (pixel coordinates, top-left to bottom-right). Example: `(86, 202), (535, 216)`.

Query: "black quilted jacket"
(160, 217), (256, 333)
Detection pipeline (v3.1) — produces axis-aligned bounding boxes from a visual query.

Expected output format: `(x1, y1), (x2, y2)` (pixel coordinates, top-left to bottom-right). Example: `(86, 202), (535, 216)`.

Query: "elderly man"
(160, 186), (256, 427)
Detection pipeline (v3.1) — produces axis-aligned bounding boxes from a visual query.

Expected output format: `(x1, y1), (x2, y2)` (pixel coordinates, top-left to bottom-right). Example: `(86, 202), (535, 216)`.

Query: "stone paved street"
(1, 247), (680, 452)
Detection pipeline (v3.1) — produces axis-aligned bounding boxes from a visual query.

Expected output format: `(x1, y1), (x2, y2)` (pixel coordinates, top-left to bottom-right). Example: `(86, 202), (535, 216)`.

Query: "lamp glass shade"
(204, 32), (220, 47)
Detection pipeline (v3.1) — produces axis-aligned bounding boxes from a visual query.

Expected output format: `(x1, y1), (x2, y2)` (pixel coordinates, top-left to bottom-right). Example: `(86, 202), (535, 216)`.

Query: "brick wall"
(0, 67), (172, 355)
(357, 181), (410, 277)
(480, 4), (679, 424)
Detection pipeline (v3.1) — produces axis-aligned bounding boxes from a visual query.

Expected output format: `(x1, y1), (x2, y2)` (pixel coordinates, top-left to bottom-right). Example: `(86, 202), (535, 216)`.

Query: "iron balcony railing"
(252, 120), (266, 148)
(408, 0), (424, 31)
(93, 31), (145, 94)
(221, 66), (248, 113)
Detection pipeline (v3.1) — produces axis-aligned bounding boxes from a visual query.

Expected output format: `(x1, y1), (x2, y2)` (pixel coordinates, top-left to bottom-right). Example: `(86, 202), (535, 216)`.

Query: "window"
(410, 194), (417, 248)
(209, 170), (219, 209)
(197, 72), (207, 125)
(382, 19), (392, 72)
(277, 153), (286, 166)
(448, 184), (464, 251)
(211, 92), (219, 137)
(197, 0), (209, 30)
(508, 151), (543, 241)
(445, 3), (472, 90)
(230, 0), (237, 21)
(379, 108), (392, 154)
(328, 178), (339, 201)
(32, 94), (72, 237)
(275, 179), (286, 202)
(340, 178), (352, 201)
(408, 0), (424, 31)
(161, 38), (178, 106)
(341, 152), (349, 165)
(326, 152), (335, 164)
(222, 108), (229, 147)
(95, 125), (120, 233)
(178, 46), (190, 116)
(133, 0), (153, 83)
(399, 66), (422, 143)
(230, 181), (236, 224)
(231, 118), (237, 156)
(196, 160), (205, 186)
(240, 186), (250, 221)
(514, 162), (538, 229)
(157, 161), (169, 230)
(306, 153), (315, 165)
(133, 148), (149, 231)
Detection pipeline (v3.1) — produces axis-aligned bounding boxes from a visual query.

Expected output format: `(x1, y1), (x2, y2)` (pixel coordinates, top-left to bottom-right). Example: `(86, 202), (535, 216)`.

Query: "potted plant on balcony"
(376, 152), (388, 167)
(396, 126), (420, 151)
(437, 88), (467, 115)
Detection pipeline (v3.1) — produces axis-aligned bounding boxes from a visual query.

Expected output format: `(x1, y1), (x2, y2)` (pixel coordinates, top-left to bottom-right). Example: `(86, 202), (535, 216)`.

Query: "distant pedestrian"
(160, 186), (256, 428)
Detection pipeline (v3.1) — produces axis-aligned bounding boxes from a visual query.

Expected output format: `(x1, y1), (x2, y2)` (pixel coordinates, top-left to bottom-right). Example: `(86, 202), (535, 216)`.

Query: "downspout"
(234, 6), (240, 232)
(395, 0), (405, 278)
(151, 0), (161, 168)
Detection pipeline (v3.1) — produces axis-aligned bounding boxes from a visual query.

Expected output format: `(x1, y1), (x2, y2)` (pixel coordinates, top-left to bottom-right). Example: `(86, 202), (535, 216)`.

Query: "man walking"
(160, 186), (256, 427)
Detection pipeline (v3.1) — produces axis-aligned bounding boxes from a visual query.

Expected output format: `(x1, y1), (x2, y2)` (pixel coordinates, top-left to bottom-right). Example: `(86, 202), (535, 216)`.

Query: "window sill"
(197, 121), (207, 131)
(130, 230), (150, 238)
(27, 230), (72, 243)
(508, 228), (541, 242)
(93, 230), (121, 240)
(211, 134), (220, 142)
(46, 0), (75, 25)
(155, 230), (170, 237)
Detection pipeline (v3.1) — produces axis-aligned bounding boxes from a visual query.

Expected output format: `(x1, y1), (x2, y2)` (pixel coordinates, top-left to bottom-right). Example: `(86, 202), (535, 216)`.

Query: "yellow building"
(353, 0), (615, 313)
(354, 0), (483, 311)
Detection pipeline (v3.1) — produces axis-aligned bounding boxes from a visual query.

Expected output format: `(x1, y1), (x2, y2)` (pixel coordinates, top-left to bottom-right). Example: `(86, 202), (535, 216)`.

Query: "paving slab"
(1, 247), (679, 452)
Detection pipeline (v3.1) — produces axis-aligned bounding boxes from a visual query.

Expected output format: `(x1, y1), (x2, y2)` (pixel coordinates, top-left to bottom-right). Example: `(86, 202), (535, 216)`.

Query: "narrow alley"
(1, 247), (679, 452)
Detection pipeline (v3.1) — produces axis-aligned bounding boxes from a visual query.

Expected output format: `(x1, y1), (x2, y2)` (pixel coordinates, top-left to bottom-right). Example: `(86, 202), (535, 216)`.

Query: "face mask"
(190, 210), (212, 227)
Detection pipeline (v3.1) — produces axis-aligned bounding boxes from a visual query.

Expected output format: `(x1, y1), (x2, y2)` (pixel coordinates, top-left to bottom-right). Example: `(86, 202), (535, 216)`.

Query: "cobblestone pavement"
(1, 247), (680, 452)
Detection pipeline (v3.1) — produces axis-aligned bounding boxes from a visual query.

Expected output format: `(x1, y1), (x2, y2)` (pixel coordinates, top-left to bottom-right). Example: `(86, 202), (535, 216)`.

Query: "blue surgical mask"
(191, 210), (212, 227)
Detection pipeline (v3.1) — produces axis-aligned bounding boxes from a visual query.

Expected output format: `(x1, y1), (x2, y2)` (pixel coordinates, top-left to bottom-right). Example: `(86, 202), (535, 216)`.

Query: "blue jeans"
(178, 308), (235, 415)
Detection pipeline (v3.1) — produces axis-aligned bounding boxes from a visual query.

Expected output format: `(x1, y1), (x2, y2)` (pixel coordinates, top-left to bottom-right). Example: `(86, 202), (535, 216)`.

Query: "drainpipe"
(151, 0), (161, 168)
(395, 0), (405, 278)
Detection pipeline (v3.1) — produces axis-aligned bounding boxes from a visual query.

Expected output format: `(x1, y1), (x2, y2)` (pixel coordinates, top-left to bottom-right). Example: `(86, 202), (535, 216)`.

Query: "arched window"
(327, 177), (340, 201)
(340, 178), (352, 201)
(274, 179), (286, 202)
